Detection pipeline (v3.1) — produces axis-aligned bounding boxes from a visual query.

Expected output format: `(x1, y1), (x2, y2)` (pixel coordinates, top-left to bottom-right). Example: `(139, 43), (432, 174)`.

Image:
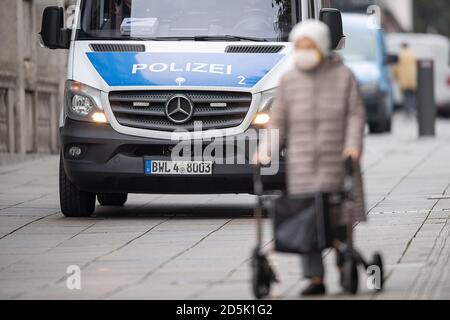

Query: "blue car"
(341, 14), (397, 133)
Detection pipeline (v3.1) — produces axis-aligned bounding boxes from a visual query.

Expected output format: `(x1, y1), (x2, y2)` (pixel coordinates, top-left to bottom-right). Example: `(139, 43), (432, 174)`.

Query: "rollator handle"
(345, 156), (354, 176)
(343, 156), (354, 198)
(253, 163), (264, 197)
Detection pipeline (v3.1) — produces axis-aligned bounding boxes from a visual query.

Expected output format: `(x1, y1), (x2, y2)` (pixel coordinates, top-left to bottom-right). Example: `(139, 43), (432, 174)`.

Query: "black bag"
(273, 193), (334, 254)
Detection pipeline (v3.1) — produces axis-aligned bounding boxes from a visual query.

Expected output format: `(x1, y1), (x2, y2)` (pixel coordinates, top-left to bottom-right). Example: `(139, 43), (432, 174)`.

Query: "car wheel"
(369, 109), (392, 134)
(59, 155), (96, 217)
(369, 93), (393, 134)
(97, 193), (128, 206)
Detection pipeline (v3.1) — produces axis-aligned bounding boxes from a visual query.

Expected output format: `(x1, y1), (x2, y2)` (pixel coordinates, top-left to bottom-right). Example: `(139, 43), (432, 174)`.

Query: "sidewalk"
(0, 114), (449, 299)
(0, 154), (51, 170)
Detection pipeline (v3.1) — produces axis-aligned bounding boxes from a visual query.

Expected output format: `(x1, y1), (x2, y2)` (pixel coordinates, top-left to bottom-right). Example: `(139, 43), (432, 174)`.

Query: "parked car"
(386, 33), (450, 115)
(341, 13), (397, 133)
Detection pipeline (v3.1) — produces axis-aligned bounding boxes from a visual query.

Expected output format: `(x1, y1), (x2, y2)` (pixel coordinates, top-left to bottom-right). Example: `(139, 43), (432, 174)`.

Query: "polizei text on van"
(132, 62), (233, 75)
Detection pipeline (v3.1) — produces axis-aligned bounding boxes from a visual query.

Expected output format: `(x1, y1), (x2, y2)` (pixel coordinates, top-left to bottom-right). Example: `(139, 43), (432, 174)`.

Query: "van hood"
(344, 60), (380, 84)
(71, 41), (293, 93)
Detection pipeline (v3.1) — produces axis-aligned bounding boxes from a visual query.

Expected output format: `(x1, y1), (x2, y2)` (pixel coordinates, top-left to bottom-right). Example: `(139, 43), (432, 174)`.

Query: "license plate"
(145, 160), (213, 175)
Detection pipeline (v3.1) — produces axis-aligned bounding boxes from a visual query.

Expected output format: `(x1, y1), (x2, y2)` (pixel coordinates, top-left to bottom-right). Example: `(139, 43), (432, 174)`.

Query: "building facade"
(383, 0), (413, 31)
(0, 0), (70, 154)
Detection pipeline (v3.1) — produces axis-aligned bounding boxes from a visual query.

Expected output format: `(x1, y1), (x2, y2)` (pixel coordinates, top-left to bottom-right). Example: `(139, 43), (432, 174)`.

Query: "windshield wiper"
(86, 35), (270, 42)
(193, 35), (269, 42)
(125, 35), (269, 42)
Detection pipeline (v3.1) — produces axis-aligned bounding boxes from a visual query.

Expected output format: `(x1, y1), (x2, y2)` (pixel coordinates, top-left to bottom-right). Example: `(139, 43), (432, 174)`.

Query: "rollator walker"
(251, 157), (384, 299)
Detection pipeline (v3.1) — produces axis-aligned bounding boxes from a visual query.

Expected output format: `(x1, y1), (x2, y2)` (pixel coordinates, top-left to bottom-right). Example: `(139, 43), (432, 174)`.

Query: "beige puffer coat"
(269, 54), (367, 225)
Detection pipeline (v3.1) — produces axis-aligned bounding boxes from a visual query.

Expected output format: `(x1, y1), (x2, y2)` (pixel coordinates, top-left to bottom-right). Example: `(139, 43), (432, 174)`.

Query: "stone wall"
(0, 0), (69, 154)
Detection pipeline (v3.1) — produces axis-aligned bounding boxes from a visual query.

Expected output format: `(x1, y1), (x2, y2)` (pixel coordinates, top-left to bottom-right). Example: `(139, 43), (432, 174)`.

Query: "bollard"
(416, 59), (436, 137)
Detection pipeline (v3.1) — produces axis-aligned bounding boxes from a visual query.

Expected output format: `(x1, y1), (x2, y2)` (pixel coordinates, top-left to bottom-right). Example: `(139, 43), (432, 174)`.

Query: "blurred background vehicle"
(340, 13), (397, 133)
(386, 33), (450, 116)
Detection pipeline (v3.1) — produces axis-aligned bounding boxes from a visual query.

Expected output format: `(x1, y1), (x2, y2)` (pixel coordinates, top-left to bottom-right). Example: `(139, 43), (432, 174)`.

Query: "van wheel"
(97, 193), (128, 206)
(369, 117), (391, 134)
(370, 96), (392, 134)
(59, 156), (96, 217)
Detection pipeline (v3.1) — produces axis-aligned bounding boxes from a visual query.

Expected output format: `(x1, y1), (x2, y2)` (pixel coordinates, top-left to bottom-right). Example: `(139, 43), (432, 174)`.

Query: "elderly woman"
(260, 20), (367, 296)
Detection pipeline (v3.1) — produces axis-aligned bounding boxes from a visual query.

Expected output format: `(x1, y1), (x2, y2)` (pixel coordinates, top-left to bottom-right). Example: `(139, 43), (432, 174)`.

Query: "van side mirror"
(385, 54), (399, 65)
(40, 6), (71, 49)
(319, 8), (345, 50)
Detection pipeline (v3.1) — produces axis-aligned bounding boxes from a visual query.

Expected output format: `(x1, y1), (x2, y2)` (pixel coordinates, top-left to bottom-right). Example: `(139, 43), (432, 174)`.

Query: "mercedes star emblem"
(176, 77), (186, 86)
(165, 94), (194, 124)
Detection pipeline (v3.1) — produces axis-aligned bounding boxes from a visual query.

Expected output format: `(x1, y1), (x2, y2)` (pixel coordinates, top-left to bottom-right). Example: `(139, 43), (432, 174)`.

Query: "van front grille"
(89, 43), (146, 52)
(109, 91), (252, 132)
(225, 45), (284, 53)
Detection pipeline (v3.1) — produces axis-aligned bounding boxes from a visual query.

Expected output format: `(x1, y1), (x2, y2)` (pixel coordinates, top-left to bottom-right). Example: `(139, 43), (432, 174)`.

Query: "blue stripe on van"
(86, 52), (284, 88)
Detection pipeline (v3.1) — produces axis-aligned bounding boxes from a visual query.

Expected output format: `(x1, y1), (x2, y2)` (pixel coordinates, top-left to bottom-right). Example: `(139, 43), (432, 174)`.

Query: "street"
(1, 115), (450, 300)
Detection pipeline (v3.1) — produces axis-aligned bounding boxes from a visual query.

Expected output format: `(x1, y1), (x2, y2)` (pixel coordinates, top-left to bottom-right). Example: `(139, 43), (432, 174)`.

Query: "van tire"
(369, 103), (392, 134)
(97, 193), (128, 206)
(59, 156), (96, 217)
(369, 95), (392, 134)
(369, 117), (391, 134)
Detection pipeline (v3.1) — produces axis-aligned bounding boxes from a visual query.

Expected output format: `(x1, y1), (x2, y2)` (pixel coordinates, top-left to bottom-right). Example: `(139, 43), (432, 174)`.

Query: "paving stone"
(1, 116), (450, 299)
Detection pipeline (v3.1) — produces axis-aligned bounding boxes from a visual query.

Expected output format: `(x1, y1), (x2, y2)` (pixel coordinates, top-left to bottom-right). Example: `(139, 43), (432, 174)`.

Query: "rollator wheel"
(370, 253), (384, 291)
(251, 248), (275, 299)
(342, 257), (359, 295)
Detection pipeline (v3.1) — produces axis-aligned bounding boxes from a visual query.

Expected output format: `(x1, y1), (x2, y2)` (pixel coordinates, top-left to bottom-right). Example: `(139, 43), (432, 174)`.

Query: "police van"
(40, 0), (345, 217)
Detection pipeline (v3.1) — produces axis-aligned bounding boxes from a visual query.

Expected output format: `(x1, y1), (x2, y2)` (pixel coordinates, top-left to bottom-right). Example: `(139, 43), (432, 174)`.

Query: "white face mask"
(295, 49), (322, 71)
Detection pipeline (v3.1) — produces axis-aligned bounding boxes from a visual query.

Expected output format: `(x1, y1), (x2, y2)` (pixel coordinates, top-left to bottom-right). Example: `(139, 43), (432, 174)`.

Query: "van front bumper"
(60, 119), (286, 194)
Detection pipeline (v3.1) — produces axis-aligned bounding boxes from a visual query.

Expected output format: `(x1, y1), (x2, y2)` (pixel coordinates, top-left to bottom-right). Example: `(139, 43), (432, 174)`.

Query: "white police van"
(40, 0), (345, 217)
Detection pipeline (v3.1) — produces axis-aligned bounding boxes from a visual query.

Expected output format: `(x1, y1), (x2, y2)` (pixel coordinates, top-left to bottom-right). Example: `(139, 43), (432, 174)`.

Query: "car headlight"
(65, 80), (107, 123)
(258, 88), (277, 112)
(359, 80), (379, 95)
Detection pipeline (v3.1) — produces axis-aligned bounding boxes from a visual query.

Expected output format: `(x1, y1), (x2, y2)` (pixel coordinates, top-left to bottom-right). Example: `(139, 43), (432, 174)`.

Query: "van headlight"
(253, 112), (271, 126)
(65, 80), (108, 123)
(71, 95), (94, 116)
(258, 88), (277, 112)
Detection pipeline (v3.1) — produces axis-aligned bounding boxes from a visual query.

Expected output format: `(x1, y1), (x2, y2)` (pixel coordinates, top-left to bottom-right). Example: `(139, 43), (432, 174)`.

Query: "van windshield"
(341, 30), (378, 62)
(79, 0), (296, 42)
